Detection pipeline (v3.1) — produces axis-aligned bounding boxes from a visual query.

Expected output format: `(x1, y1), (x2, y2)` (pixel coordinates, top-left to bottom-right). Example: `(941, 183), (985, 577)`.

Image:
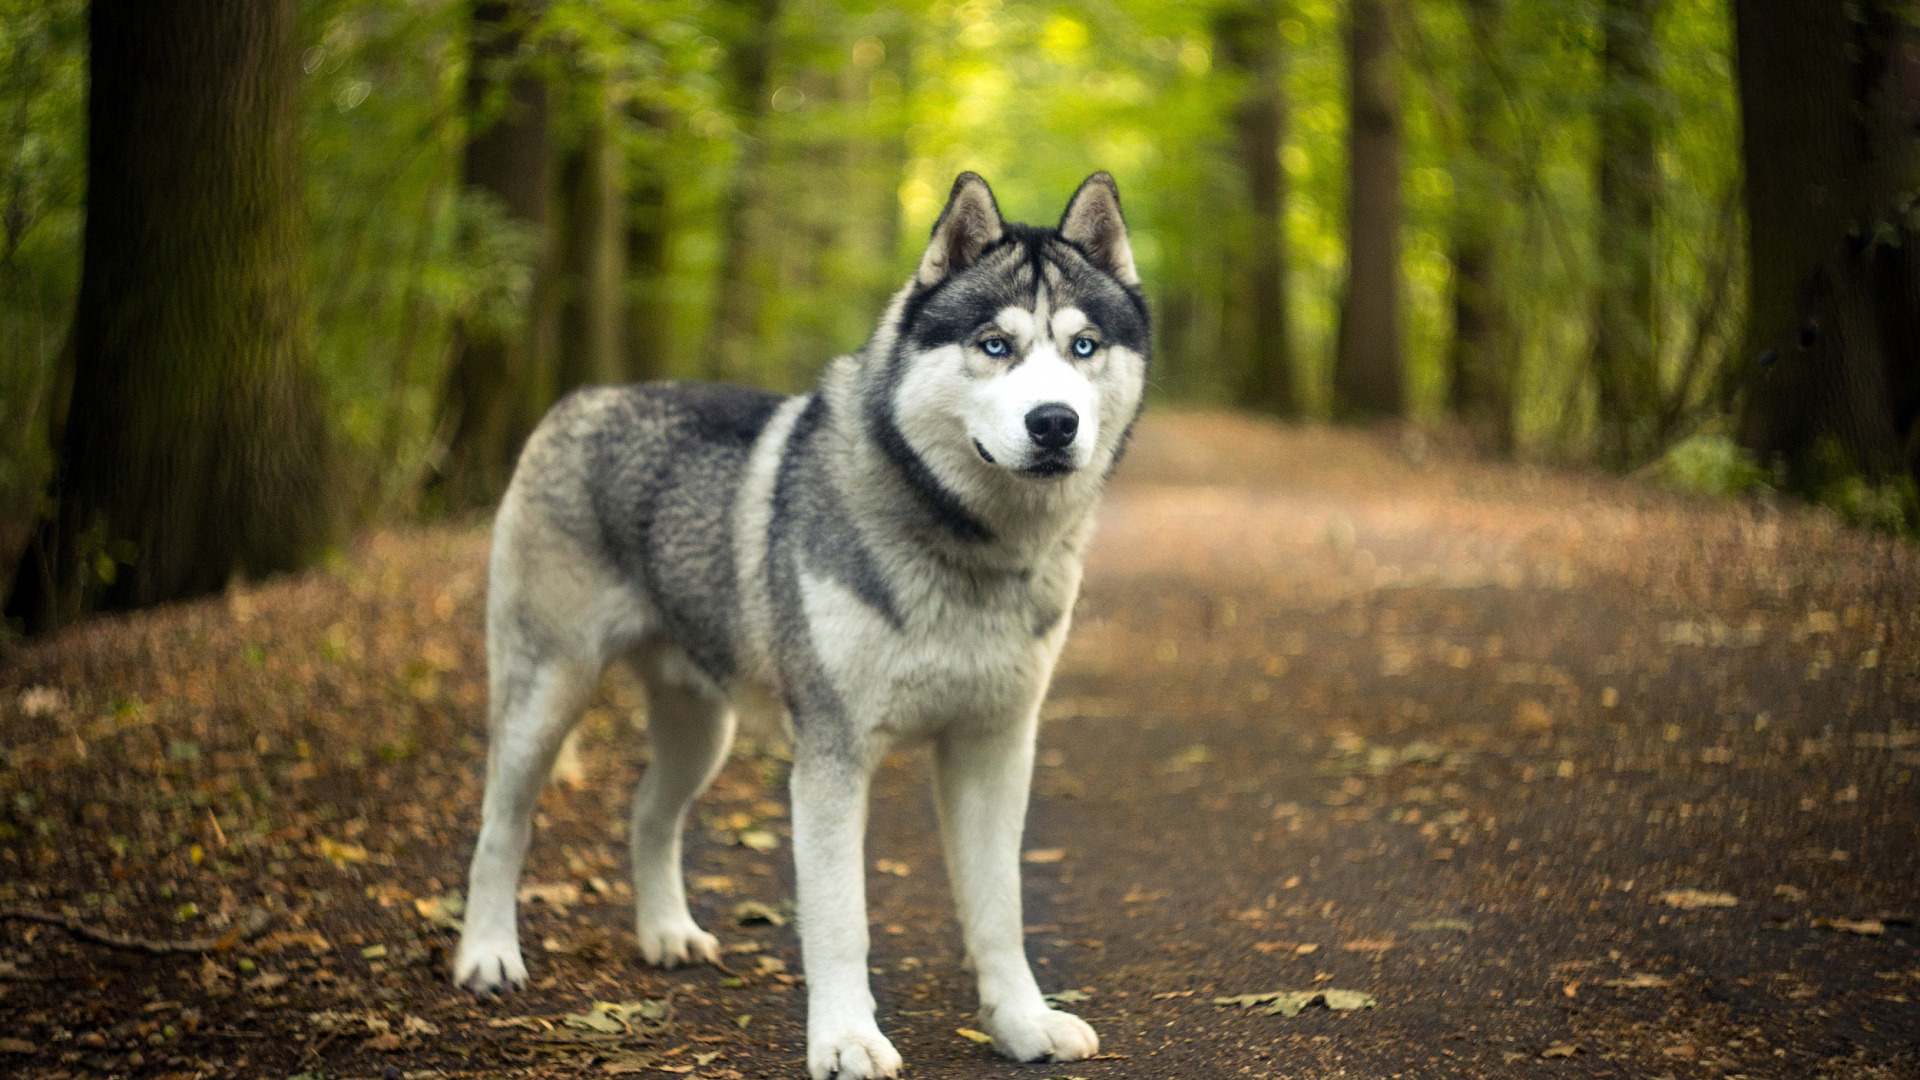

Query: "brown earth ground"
(2, 410), (1917, 1080)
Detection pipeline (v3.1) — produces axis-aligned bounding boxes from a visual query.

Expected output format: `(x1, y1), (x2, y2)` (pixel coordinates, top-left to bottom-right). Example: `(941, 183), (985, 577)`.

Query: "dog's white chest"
(794, 559), (1071, 740)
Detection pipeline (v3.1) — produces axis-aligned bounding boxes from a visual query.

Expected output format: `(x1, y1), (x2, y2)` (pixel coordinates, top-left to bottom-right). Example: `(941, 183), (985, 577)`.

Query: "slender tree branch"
(0, 906), (272, 956)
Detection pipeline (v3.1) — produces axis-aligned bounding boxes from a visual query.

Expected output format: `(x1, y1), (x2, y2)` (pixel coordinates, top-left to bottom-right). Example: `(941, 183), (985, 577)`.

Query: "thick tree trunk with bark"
(555, 77), (625, 395)
(1333, 0), (1404, 418)
(624, 144), (671, 385)
(1735, 0), (1920, 498)
(1215, 0), (1296, 416)
(440, 0), (552, 508)
(1591, 0), (1662, 469)
(5, 0), (328, 633)
(1447, 0), (1511, 452)
(703, 0), (783, 384)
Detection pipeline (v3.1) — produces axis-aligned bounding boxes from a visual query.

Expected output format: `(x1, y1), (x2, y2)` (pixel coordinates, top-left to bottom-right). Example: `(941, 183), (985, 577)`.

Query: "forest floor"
(1, 410), (1917, 1080)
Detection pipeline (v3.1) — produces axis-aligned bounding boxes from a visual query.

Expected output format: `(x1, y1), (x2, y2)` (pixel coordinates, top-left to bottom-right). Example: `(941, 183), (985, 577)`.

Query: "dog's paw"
(985, 1005), (1099, 1062)
(806, 1023), (902, 1079)
(636, 918), (720, 969)
(452, 937), (527, 993)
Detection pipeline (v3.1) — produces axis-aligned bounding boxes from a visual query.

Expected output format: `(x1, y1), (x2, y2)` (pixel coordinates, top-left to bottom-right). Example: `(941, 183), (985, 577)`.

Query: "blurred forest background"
(0, 0), (1915, 633)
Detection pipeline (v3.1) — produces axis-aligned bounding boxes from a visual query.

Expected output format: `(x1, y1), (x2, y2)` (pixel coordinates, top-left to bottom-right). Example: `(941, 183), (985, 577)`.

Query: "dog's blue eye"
(1072, 336), (1098, 358)
(982, 337), (1009, 357)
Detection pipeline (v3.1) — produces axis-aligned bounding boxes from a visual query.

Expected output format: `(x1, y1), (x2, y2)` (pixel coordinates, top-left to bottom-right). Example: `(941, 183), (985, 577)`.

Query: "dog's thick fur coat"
(453, 173), (1149, 1078)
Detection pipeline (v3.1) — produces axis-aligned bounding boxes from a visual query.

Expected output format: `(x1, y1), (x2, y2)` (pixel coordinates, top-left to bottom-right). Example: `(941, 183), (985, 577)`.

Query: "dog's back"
(488, 381), (786, 687)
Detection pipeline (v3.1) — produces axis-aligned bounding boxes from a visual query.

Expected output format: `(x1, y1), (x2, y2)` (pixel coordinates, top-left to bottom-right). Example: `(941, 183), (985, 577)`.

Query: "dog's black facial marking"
(974, 439), (996, 464)
(863, 352), (998, 544)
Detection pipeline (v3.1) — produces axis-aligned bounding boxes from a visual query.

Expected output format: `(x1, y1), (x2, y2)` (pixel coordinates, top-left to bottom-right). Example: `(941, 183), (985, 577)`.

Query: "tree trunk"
(1333, 0), (1404, 418)
(703, 0), (783, 385)
(440, 0), (552, 508)
(1590, 0), (1663, 469)
(4, 0), (327, 633)
(1734, 0), (1920, 499)
(1446, 0), (1512, 452)
(624, 139), (671, 384)
(1215, 0), (1296, 416)
(555, 76), (625, 395)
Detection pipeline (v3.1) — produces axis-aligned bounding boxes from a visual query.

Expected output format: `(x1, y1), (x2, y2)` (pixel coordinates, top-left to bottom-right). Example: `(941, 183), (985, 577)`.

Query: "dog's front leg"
(934, 721), (1099, 1063)
(791, 748), (901, 1079)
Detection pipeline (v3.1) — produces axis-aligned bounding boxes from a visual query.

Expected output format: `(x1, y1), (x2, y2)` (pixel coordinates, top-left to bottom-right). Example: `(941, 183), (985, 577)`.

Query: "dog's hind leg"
(628, 647), (733, 968)
(454, 650), (601, 993)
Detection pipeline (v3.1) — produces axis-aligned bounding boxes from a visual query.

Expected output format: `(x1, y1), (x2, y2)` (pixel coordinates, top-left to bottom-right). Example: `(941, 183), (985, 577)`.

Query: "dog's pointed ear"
(1059, 172), (1138, 286)
(917, 173), (1004, 286)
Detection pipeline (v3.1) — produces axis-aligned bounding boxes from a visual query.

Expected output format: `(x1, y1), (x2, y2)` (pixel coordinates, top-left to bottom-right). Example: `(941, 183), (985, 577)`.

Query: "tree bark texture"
(1734, 0), (1920, 490)
(1591, 0), (1663, 469)
(703, 0), (784, 384)
(1447, 0), (1512, 452)
(1215, 0), (1297, 416)
(1333, 0), (1404, 418)
(556, 76), (626, 395)
(440, 0), (553, 508)
(5, 0), (328, 632)
(624, 138), (672, 384)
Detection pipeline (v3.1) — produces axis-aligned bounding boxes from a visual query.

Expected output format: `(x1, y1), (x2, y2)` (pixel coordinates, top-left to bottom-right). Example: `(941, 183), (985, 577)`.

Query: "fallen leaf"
(1023, 848), (1066, 864)
(1515, 700), (1553, 732)
(317, 837), (368, 864)
(737, 828), (780, 853)
(1812, 917), (1885, 936)
(957, 1028), (994, 1044)
(1409, 918), (1473, 933)
(0, 1037), (35, 1054)
(1213, 989), (1376, 1016)
(1341, 936), (1395, 953)
(363, 1033), (406, 1052)
(414, 891), (465, 930)
(1659, 889), (1737, 910)
(1773, 884), (1808, 903)
(562, 1009), (625, 1034)
(1602, 972), (1672, 988)
(1541, 1043), (1580, 1059)
(518, 881), (582, 909)
(733, 900), (788, 926)
(1044, 989), (1092, 1004)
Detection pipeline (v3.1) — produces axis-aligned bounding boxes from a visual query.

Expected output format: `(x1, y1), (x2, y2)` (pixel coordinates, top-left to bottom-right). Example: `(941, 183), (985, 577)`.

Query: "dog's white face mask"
(890, 172), (1146, 485)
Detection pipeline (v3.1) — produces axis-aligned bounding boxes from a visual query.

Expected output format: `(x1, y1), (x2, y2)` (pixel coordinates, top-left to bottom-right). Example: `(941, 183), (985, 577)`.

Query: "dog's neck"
(810, 352), (1104, 579)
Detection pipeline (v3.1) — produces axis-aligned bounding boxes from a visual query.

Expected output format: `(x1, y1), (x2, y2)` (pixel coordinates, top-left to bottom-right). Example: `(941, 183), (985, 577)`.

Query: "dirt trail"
(2, 411), (1916, 1079)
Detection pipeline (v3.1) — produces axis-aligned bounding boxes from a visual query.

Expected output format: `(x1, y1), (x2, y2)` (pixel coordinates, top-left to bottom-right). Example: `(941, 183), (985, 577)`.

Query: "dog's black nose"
(1025, 404), (1079, 450)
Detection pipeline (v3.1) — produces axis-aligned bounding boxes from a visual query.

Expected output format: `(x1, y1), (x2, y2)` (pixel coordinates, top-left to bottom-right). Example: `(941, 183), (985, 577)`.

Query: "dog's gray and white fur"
(452, 172), (1148, 1078)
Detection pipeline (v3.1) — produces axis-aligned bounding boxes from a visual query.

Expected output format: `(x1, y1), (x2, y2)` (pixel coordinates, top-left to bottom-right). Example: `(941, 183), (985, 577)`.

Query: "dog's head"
(876, 172), (1149, 489)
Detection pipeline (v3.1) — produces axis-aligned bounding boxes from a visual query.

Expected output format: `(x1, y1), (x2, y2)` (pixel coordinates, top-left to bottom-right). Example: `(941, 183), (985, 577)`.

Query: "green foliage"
(0, 0), (1776, 548)
(1648, 432), (1768, 497)
(1819, 475), (1919, 536)
(0, 0), (86, 554)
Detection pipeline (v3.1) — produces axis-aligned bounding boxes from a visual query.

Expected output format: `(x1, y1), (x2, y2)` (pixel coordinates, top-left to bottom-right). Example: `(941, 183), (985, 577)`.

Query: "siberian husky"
(452, 172), (1149, 1078)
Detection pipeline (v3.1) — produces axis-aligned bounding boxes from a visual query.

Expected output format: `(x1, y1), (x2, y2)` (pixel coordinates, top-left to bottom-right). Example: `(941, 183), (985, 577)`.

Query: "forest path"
(1, 411), (1916, 1079)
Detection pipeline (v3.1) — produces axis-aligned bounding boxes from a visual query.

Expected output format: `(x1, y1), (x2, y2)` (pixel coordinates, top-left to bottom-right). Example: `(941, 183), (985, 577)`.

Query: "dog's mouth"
(1019, 453), (1076, 479)
(977, 438), (1075, 478)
